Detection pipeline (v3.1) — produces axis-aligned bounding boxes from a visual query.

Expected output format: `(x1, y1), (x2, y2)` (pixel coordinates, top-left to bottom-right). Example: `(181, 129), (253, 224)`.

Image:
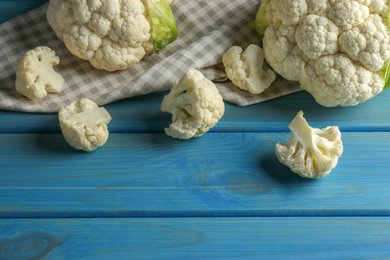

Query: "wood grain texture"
(1, 217), (390, 259)
(1, 1), (390, 258)
(2, 90), (390, 134)
(1, 132), (389, 217)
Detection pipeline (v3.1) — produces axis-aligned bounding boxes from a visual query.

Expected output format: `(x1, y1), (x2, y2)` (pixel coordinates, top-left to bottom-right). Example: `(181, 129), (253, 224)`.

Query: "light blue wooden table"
(1, 1), (390, 259)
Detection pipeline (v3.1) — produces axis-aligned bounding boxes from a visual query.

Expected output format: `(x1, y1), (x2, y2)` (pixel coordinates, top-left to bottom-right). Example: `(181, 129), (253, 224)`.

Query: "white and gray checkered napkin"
(0, 0), (300, 113)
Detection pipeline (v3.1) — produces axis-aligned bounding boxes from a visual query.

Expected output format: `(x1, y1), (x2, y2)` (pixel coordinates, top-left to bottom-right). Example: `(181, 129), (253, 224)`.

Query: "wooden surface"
(1, 1), (390, 259)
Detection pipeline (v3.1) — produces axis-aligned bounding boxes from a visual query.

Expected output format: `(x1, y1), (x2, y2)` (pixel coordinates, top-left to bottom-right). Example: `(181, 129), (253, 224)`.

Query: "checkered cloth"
(0, 0), (300, 113)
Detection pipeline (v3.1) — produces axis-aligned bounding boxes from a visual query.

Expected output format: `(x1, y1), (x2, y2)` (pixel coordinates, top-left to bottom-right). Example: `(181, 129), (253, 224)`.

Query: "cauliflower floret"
(275, 111), (343, 179)
(268, 0), (308, 26)
(295, 15), (339, 59)
(58, 98), (112, 152)
(340, 14), (390, 71)
(307, 0), (330, 15)
(47, 0), (178, 72)
(328, 0), (370, 31)
(160, 69), (225, 139)
(301, 54), (384, 107)
(15, 46), (64, 101)
(263, 25), (307, 81)
(369, 0), (389, 17)
(222, 44), (276, 94)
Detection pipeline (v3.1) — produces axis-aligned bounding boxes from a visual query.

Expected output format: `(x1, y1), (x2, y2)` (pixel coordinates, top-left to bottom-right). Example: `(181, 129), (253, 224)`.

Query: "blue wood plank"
(2, 89), (390, 134)
(1, 217), (390, 259)
(1, 132), (390, 217)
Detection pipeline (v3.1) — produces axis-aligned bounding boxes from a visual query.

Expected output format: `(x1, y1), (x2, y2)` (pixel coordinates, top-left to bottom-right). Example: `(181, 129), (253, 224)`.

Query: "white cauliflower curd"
(160, 69), (225, 139)
(275, 111), (343, 179)
(47, 0), (178, 72)
(222, 44), (276, 94)
(58, 98), (112, 152)
(256, 0), (390, 107)
(15, 46), (64, 101)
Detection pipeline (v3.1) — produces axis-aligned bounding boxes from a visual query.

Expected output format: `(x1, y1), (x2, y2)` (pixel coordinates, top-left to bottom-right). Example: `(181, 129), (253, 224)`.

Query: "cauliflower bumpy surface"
(160, 69), (225, 139)
(275, 111), (343, 179)
(58, 98), (112, 152)
(222, 44), (276, 94)
(15, 46), (64, 101)
(47, 0), (178, 72)
(256, 0), (390, 107)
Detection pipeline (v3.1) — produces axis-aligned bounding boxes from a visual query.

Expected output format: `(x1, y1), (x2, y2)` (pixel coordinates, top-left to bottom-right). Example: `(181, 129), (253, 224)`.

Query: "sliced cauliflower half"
(59, 98), (112, 152)
(47, 0), (178, 72)
(275, 111), (343, 179)
(161, 69), (225, 139)
(222, 44), (276, 94)
(256, 0), (390, 107)
(15, 46), (64, 101)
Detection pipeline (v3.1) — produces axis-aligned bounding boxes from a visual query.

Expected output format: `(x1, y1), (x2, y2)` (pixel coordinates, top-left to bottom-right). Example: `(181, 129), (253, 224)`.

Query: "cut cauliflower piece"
(275, 111), (343, 179)
(222, 44), (276, 94)
(161, 69), (225, 139)
(47, 0), (178, 72)
(256, 0), (390, 107)
(15, 46), (64, 101)
(59, 98), (112, 152)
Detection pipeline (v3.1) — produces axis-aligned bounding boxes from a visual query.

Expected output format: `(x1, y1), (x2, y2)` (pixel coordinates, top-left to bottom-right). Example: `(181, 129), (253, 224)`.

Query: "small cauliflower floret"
(15, 46), (64, 101)
(47, 0), (178, 72)
(222, 44), (276, 94)
(275, 111), (343, 179)
(161, 69), (225, 139)
(58, 98), (112, 152)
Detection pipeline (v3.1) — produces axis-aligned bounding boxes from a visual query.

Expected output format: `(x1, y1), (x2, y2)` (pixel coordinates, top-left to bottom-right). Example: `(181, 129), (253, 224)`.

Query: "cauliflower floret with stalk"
(256, 0), (390, 107)
(275, 111), (343, 179)
(160, 69), (225, 139)
(15, 46), (64, 101)
(47, 0), (178, 72)
(59, 98), (112, 152)
(222, 44), (276, 94)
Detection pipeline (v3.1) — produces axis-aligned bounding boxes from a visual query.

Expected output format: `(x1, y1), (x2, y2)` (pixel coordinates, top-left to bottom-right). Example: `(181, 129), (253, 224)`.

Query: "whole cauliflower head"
(58, 98), (112, 152)
(222, 44), (276, 94)
(161, 69), (225, 139)
(275, 111), (343, 179)
(47, 0), (178, 72)
(256, 0), (390, 107)
(15, 46), (64, 101)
